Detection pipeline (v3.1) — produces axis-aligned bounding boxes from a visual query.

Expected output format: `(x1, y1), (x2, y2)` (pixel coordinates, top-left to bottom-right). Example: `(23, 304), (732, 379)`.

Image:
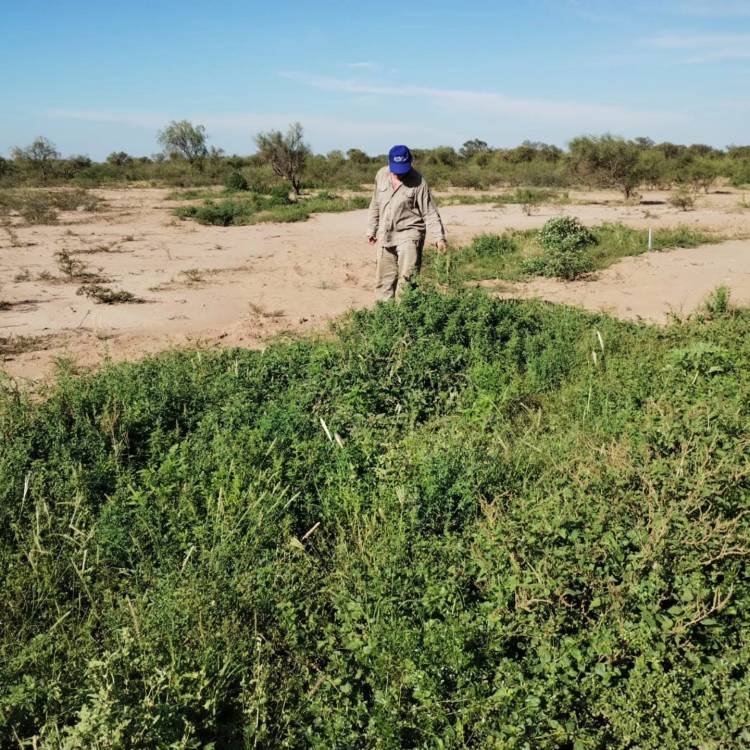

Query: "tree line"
(2, 120), (750, 194)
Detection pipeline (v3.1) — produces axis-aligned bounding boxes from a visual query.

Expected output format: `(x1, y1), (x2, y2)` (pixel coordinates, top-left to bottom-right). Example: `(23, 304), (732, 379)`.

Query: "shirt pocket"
(377, 182), (390, 208)
(403, 187), (417, 211)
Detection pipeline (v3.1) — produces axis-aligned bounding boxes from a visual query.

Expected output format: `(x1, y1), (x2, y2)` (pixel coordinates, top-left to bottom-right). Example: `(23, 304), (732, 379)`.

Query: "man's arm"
(417, 183), (447, 246)
(367, 182), (380, 242)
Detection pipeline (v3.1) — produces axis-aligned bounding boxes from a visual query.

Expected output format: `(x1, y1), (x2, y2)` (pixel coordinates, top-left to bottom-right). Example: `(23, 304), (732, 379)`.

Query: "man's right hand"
(367, 236), (377, 245)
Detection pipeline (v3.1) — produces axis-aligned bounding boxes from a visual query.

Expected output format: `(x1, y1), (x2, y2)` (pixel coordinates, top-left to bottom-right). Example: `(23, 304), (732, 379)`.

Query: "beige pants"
(375, 237), (423, 300)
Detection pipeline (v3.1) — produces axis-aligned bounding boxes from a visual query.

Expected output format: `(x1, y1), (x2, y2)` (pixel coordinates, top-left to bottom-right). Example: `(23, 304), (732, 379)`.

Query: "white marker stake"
(648, 227), (653, 252)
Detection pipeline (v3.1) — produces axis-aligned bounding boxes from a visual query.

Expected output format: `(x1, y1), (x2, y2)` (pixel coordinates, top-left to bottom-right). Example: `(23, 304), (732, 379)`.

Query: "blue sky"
(2, 0), (750, 159)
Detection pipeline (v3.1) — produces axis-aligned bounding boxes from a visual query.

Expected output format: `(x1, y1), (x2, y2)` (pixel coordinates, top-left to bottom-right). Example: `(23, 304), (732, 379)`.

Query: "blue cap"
(388, 144), (412, 175)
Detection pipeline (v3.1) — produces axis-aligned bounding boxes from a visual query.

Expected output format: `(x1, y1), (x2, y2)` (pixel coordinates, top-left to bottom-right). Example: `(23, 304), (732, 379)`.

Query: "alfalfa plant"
(522, 216), (596, 280)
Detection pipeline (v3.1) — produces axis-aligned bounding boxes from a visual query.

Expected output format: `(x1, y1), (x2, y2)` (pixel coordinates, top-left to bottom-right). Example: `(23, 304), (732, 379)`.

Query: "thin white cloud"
(645, 32), (750, 48)
(280, 71), (680, 129)
(45, 109), (165, 128)
(677, 0), (750, 16)
(344, 61), (380, 71)
(644, 32), (750, 63)
(565, 0), (626, 23)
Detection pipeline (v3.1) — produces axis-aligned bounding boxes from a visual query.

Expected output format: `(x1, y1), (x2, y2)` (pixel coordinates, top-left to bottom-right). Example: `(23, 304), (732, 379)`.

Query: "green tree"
(636, 149), (669, 188)
(255, 122), (310, 196)
(106, 151), (133, 167)
(346, 148), (370, 164)
(684, 156), (718, 193)
(568, 134), (641, 198)
(427, 146), (459, 167)
(460, 139), (489, 159)
(157, 120), (209, 168)
(11, 136), (60, 182)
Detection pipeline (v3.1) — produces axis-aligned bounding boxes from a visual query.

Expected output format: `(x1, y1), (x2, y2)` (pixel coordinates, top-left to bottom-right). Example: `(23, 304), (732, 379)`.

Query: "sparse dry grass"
(248, 301), (285, 318)
(0, 333), (56, 358)
(0, 188), (101, 225)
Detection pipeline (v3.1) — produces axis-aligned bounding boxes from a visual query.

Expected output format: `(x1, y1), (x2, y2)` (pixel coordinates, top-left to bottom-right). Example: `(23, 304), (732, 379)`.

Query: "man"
(367, 145), (447, 299)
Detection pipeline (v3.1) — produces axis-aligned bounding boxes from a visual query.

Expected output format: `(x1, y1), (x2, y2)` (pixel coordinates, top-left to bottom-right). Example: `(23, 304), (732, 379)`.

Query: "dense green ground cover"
(425, 224), (723, 284)
(2, 288), (749, 748)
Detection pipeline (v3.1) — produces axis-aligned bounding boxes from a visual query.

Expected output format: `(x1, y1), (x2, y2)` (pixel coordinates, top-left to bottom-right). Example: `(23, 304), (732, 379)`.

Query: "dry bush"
(669, 187), (695, 211)
(76, 284), (145, 304)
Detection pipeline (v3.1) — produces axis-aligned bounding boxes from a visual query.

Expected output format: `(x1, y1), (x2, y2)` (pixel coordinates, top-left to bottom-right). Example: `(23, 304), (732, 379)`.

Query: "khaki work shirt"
(367, 166), (446, 247)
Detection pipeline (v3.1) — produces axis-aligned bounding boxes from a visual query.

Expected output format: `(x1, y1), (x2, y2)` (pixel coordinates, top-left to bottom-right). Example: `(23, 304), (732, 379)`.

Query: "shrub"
(523, 216), (597, 280)
(669, 187), (695, 211)
(224, 170), (249, 192)
(703, 284), (731, 316)
(537, 216), (596, 254)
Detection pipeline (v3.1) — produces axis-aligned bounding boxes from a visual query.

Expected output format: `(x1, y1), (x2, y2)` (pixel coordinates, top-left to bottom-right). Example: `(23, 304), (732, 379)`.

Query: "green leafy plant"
(522, 216), (597, 279)
(3, 288), (750, 748)
(703, 284), (731, 316)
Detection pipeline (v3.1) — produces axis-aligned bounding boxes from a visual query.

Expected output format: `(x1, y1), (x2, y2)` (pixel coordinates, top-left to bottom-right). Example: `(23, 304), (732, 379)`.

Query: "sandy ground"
(2, 186), (750, 381)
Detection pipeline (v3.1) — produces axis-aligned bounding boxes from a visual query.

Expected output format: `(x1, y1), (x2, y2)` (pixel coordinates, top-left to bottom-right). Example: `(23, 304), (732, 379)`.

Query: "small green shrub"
(703, 284), (731, 316)
(523, 216), (597, 280)
(223, 170), (249, 192)
(269, 185), (292, 203)
(537, 216), (597, 254)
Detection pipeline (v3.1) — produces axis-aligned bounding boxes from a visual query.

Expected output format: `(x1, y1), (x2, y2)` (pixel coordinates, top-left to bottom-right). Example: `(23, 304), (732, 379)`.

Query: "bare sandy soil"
(2, 186), (750, 381)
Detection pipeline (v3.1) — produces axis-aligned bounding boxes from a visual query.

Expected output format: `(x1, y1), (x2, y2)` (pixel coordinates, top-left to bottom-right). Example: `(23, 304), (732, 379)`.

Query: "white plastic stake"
(648, 227), (653, 251)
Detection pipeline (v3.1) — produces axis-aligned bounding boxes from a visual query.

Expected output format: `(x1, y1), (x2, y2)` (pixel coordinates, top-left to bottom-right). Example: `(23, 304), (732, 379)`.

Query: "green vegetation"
(172, 186), (573, 227)
(157, 121), (209, 169)
(174, 190), (369, 226)
(224, 170), (249, 192)
(2, 288), (749, 747)
(255, 122), (310, 196)
(4, 127), (750, 195)
(426, 221), (723, 284)
(522, 217), (597, 280)
(703, 284), (732, 317)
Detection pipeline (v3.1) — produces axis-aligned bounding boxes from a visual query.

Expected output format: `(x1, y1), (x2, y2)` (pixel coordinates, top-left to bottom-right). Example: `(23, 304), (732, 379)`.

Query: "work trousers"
(375, 236), (424, 300)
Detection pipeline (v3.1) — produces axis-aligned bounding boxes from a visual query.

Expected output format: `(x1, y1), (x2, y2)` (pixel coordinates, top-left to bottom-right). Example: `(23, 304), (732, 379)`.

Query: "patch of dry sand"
(2, 186), (750, 381)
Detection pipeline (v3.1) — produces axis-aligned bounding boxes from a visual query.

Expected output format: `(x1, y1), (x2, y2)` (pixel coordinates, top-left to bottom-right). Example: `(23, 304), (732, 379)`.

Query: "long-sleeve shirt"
(367, 166), (446, 246)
